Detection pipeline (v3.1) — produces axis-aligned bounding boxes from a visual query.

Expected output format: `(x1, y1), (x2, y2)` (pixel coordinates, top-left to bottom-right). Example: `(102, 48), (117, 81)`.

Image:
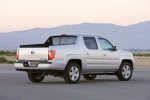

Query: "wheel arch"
(121, 59), (133, 70)
(66, 59), (82, 71)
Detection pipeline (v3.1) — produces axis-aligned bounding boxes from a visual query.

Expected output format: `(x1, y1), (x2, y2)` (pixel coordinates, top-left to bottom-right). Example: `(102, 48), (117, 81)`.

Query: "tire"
(117, 62), (133, 81)
(63, 63), (80, 84)
(27, 72), (45, 83)
(83, 74), (97, 80)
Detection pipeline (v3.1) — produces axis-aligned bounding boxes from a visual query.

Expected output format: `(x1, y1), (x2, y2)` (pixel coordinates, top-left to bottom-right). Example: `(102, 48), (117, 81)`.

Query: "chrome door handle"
(86, 52), (89, 55)
(104, 54), (106, 56)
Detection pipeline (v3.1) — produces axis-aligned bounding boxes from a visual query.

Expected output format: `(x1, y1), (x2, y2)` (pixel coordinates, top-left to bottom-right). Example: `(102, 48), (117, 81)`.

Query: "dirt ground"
(1, 56), (150, 67)
(134, 56), (150, 67)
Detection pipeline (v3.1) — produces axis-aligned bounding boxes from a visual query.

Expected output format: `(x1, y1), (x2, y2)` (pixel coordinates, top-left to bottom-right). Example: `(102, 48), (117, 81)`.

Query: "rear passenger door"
(83, 37), (103, 72)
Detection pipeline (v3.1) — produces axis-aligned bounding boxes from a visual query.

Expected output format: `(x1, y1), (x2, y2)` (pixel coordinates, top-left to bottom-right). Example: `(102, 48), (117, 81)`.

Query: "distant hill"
(0, 21), (150, 50)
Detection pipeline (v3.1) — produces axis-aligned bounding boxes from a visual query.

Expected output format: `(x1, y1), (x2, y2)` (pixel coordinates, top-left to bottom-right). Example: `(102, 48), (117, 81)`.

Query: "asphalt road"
(0, 64), (150, 100)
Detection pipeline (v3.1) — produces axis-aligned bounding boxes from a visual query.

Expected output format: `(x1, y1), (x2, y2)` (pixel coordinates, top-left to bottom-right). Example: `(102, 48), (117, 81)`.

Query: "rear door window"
(83, 37), (98, 49)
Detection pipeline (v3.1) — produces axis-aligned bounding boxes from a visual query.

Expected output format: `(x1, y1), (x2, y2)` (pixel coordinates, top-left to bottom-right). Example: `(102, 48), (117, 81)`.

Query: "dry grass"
(134, 56), (150, 67)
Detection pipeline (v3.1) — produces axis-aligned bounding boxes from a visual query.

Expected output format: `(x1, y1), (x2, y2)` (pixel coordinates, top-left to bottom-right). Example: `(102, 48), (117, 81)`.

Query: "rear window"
(45, 36), (77, 45)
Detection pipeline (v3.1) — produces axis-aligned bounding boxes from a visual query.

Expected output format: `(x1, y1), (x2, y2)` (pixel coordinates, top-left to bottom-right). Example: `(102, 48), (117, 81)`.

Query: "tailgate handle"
(31, 51), (35, 54)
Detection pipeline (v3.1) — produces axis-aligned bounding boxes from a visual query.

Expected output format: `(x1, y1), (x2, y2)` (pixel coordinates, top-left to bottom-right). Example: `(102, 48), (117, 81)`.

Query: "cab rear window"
(45, 36), (77, 45)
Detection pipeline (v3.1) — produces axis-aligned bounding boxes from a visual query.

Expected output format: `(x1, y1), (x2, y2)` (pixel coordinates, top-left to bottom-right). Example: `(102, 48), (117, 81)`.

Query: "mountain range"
(0, 21), (150, 50)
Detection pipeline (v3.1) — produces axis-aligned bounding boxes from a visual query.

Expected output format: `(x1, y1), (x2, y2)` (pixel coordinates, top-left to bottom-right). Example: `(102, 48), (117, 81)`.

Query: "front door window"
(98, 38), (114, 51)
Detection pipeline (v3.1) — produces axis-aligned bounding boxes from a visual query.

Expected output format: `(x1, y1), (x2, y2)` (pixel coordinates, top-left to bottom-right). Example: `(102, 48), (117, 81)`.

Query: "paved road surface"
(0, 64), (150, 100)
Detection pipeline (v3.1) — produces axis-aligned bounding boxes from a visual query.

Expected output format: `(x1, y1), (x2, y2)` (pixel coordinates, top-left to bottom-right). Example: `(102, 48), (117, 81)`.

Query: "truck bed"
(20, 44), (48, 48)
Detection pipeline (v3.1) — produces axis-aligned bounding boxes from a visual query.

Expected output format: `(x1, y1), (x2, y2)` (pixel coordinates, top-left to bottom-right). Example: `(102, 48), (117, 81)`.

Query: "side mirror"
(113, 46), (117, 51)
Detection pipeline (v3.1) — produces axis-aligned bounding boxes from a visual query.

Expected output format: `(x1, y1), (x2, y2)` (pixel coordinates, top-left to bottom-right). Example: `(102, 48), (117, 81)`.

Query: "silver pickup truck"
(14, 33), (135, 84)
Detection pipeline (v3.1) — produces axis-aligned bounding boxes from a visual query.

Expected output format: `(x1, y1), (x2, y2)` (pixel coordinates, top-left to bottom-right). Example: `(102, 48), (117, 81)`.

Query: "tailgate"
(18, 47), (48, 61)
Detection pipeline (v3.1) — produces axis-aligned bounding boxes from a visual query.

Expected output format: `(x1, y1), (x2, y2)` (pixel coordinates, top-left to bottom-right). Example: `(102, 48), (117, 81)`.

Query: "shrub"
(0, 51), (16, 56)
(133, 53), (150, 57)
(0, 51), (5, 55)
(0, 57), (8, 63)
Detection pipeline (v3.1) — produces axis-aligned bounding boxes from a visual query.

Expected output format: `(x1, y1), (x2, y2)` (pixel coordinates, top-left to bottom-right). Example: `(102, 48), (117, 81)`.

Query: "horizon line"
(0, 20), (150, 33)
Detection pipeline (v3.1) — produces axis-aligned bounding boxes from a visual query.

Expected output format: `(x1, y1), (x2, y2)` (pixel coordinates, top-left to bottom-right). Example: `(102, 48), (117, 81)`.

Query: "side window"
(83, 37), (98, 50)
(98, 38), (114, 50)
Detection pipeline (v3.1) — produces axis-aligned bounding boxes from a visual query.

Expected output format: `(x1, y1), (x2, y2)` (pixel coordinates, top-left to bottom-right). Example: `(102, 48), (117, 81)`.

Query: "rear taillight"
(48, 50), (56, 60)
(16, 50), (19, 60)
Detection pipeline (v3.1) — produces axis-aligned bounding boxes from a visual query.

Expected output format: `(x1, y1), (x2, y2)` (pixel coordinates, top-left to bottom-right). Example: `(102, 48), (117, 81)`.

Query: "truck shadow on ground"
(25, 79), (120, 85)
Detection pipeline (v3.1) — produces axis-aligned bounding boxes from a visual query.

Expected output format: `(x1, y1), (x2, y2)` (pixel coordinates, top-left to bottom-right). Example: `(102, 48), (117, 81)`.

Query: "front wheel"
(63, 63), (80, 84)
(83, 74), (97, 80)
(117, 62), (133, 81)
(27, 72), (45, 83)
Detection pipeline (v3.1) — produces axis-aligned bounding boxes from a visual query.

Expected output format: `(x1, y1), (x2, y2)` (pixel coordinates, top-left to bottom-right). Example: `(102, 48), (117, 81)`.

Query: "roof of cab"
(50, 33), (103, 38)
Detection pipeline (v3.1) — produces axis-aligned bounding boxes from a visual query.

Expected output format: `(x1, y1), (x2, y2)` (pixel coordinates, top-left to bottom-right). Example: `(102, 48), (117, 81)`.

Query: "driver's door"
(98, 38), (120, 71)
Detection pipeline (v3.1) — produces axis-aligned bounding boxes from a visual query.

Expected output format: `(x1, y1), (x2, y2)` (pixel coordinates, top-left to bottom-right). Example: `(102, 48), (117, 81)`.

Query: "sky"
(0, 0), (150, 32)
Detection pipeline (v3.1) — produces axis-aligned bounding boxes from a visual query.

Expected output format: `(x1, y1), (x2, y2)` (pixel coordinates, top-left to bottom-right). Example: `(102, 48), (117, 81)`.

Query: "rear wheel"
(27, 72), (45, 83)
(63, 63), (80, 84)
(117, 62), (132, 81)
(83, 74), (97, 80)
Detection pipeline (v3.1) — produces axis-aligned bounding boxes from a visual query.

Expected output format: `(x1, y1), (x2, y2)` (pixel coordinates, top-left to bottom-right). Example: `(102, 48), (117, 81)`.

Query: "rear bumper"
(14, 62), (66, 71)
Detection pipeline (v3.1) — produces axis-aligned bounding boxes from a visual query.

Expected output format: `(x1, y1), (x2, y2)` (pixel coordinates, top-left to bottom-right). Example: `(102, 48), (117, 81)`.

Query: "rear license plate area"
(29, 62), (38, 67)
(23, 62), (38, 67)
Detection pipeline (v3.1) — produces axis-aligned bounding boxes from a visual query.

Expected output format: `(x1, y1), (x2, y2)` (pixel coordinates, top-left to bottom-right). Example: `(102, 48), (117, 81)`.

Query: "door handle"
(104, 54), (106, 56)
(86, 52), (89, 55)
